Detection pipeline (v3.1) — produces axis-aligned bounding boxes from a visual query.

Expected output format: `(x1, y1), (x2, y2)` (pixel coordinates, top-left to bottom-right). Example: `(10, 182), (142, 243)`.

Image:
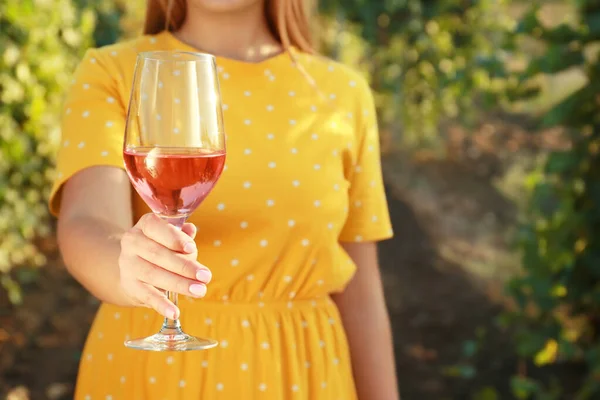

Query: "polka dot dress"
(49, 31), (393, 400)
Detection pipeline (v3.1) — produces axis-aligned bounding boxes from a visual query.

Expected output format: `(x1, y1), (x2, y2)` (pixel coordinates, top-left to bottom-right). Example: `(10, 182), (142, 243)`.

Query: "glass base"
(124, 326), (218, 352)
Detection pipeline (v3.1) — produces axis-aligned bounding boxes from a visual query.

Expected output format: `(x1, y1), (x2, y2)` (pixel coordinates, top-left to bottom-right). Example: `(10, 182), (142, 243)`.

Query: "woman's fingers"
(121, 229), (211, 283)
(118, 213), (209, 318)
(182, 223), (197, 239)
(132, 255), (208, 298)
(133, 281), (180, 320)
(136, 213), (197, 254)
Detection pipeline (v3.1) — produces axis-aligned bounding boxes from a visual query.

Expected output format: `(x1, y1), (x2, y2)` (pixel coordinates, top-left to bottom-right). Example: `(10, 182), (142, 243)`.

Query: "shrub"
(505, 1), (600, 397)
(0, 0), (100, 303)
(319, 0), (516, 151)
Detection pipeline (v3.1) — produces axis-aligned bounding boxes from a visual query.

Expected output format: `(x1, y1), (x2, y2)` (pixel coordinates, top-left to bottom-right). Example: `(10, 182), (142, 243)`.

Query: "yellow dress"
(49, 31), (393, 400)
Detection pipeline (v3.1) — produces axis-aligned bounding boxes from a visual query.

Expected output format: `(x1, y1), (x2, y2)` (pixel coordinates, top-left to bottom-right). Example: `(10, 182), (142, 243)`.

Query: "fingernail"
(189, 284), (207, 297)
(168, 307), (179, 320)
(183, 242), (196, 254)
(196, 269), (212, 283)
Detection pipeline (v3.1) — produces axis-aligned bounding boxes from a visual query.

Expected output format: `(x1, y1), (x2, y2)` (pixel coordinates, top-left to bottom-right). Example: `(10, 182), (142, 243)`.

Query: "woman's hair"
(143, 0), (314, 53)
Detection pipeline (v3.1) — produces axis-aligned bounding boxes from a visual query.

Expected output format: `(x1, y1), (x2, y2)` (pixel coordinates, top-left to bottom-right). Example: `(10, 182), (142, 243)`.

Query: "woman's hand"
(118, 213), (211, 319)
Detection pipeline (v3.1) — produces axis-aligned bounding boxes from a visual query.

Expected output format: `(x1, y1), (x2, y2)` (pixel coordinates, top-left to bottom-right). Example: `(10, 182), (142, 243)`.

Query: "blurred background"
(1, 0), (598, 398)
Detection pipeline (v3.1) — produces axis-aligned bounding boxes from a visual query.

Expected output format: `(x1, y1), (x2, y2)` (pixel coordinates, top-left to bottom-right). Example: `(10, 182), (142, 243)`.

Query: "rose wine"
(123, 146), (226, 217)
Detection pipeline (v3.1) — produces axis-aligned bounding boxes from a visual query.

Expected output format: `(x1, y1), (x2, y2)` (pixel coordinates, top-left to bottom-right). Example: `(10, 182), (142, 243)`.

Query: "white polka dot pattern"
(50, 36), (393, 400)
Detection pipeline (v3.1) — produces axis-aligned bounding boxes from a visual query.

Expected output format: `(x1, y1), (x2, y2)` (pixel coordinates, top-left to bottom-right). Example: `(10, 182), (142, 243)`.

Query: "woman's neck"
(175, 2), (283, 62)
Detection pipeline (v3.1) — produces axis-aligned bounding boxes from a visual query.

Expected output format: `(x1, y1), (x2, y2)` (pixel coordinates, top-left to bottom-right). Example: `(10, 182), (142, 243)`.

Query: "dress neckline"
(160, 30), (297, 73)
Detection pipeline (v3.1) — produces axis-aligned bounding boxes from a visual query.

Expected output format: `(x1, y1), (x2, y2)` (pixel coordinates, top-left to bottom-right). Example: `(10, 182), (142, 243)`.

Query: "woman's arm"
(332, 241), (400, 400)
(57, 166), (137, 307)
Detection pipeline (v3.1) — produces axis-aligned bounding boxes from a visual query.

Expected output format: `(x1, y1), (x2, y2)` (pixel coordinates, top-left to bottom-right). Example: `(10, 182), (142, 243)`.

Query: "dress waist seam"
(181, 295), (335, 312)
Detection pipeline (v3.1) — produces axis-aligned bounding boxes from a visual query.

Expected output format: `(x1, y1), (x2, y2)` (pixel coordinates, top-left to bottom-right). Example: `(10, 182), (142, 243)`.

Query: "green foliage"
(472, 386), (501, 400)
(0, 0), (120, 302)
(509, 375), (563, 400)
(75, 0), (125, 46)
(443, 327), (486, 382)
(319, 0), (516, 150)
(506, 0), (600, 397)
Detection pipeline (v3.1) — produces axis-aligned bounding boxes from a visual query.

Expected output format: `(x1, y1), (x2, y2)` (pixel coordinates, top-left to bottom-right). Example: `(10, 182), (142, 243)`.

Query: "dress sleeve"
(49, 48), (127, 216)
(338, 80), (394, 243)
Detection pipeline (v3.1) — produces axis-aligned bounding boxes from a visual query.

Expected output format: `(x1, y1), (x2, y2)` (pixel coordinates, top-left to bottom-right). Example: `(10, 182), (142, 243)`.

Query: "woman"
(51, 0), (400, 398)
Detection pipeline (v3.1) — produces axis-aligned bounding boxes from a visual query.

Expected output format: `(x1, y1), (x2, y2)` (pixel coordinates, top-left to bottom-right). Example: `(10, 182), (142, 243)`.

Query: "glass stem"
(159, 214), (188, 332)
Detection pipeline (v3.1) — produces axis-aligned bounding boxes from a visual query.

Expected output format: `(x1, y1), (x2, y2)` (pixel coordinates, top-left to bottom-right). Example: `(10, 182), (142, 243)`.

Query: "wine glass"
(122, 51), (225, 351)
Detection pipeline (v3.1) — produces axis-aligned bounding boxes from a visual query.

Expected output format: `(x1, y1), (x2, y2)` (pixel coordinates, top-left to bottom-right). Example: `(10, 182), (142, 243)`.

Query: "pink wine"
(123, 147), (226, 217)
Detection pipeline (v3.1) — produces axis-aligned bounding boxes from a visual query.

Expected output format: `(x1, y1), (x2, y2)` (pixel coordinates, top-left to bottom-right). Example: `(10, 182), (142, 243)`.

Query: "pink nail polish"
(183, 242), (196, 253)
(196, 269), (212, 283)
(189, 284), (206, 297)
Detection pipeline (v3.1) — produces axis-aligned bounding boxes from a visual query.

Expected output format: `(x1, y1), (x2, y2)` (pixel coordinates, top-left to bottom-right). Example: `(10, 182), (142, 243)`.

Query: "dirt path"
(379, 182), (516, 399)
